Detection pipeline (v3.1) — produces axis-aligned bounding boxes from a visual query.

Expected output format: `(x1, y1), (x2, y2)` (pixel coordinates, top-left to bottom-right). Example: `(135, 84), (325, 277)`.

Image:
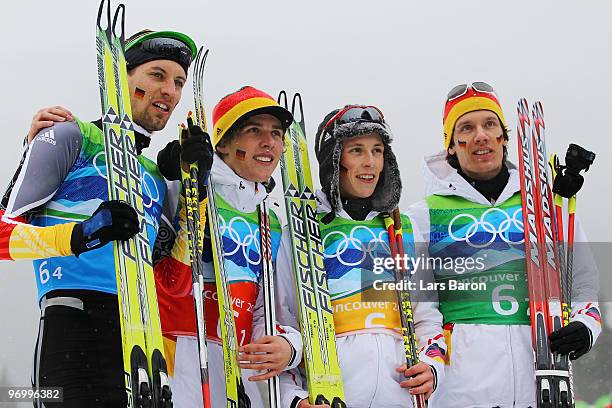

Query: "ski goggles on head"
(323, 105), (385, 131)
(125, 30), (197, 74)
(446, 81), (497, 102)
(140, 37), (194, 68)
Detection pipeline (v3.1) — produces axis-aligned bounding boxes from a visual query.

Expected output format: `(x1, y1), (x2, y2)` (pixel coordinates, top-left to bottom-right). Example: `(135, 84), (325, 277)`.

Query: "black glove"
(157, 118), (213, 192)
(71, 200), (139, 256)
(549, 321), (592, 360)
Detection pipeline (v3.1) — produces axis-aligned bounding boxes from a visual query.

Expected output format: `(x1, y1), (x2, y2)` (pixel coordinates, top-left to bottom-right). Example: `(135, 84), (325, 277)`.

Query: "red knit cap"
(443, 87), (506, 149)
(212, 86), (293, 146)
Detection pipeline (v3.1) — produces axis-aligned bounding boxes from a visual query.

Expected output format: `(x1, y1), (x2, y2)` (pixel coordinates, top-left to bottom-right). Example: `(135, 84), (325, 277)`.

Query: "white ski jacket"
(276, 191), (447, 408)
(166, 156), (303, 408)
(410, 152), (602, 408)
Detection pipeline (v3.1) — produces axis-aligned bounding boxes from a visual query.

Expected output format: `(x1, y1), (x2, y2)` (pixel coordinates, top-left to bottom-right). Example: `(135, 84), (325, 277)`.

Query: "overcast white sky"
(1, 0), (611, 394)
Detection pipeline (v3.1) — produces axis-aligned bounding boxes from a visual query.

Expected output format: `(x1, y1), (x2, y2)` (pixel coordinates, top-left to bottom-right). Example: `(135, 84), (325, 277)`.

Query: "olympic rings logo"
(93, 152), (106, 178)
(141, 173), (160, 209)
(322, 225), (391, 267)
(218, 215), (261, 266)
(447, 207), (524, 248)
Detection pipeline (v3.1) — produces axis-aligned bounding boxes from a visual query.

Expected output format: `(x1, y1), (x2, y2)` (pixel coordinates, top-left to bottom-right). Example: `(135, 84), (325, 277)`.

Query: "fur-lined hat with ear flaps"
(314, 106), (402, 222)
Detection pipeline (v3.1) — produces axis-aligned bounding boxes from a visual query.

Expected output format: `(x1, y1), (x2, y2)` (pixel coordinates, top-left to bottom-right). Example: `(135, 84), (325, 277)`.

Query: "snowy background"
(1, 0), (611, 404)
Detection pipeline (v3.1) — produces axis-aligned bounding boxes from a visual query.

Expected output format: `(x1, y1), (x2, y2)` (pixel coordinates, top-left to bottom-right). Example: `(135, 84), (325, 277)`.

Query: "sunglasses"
(140, 37), (194, 69)
(323, 105), (385, 132)
(446, 82), (496, 102)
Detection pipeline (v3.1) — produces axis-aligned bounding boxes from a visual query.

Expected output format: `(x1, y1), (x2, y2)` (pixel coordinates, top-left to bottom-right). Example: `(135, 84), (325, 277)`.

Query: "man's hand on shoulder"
(28, 106), (74, 143)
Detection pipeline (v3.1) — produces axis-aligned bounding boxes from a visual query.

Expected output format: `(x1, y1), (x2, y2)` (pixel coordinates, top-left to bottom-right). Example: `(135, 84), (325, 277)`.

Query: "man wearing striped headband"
(443, 81), (509, 182)
(409, 82), (602, 407)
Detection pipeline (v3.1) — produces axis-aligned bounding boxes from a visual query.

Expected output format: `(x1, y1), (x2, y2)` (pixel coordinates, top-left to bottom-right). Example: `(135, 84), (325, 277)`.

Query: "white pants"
(337, 333), (419, 408)
(170, 336), (265, 408)
(428, 324), (536, 408)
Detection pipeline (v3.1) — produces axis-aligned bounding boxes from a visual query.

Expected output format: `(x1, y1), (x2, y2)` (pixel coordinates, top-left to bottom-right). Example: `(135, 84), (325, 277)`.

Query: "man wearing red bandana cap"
(409, 82), (602, 407)
(154, 86), (302, 408)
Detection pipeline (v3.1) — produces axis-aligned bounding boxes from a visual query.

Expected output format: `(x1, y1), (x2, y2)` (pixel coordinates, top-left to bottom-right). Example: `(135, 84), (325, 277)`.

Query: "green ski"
(191, 49), (250, 408)
(96, 1), (171, 406)
(278, 91), (346, 407)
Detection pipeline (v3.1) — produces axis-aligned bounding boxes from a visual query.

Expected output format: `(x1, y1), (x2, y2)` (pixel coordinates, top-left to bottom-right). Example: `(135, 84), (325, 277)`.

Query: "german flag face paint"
(448, 110), (506, 180)
(216, 114), (284, 183)
(134, 87), (146, 100)
(443, 83), (506, 150)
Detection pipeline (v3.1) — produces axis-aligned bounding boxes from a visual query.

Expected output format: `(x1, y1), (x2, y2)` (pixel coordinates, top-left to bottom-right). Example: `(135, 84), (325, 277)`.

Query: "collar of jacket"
(316, 189), (380, 221)
(422, 150), (521, 206)
(92, 119), (153, 155)
(457, 164), (509, 203)
(210, 153), (270, 213)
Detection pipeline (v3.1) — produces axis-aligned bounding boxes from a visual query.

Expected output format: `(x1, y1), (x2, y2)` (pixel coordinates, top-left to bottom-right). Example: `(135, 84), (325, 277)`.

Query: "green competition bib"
(426, 193), (530, 325)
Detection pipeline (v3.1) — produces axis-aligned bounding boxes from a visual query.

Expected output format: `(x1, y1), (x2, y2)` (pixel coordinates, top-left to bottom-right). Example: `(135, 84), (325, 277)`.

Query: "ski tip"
(517, 98), (531, 121)
(290, 93), (304, 122)
(97, 0), (111, 30)
(277, 90), (288, 109)
(533, 100), (544, 118)
(112, 3), (126, 40)
(201, 48), (210, 66)
(195, 47), (209, 77)
(195, 46), (204, 62)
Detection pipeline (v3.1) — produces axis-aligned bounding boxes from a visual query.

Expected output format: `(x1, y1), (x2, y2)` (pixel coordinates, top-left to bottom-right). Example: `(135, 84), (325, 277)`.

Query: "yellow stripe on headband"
(213, 97), (278, 145)
(443, 96), (506, 149)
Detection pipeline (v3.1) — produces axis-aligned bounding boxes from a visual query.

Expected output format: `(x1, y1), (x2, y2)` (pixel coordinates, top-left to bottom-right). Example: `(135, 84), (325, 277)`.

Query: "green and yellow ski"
(96, 1), (171, 406)
(191, 48), (250, 408)
(181, 47), (211, 408)
(278, 91), (345, 407)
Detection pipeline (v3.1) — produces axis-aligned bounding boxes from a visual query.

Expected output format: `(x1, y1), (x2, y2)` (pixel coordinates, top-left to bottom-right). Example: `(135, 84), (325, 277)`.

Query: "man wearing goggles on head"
(409, 82), (602, 407)
(2, 29), (215, 407)
(275, 105), (447, 407)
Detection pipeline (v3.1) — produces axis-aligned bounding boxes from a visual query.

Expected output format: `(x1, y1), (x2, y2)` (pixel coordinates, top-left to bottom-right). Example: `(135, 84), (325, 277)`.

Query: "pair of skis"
(278, 91), (346, 407)
(517, 99), (594, 408)
(96, 0), (171, 406)
(259, 195), (282, 408)
(181, 48), (213, 407)
(186, 50), (281, 408)
(187, 48), (250, 407)
(383, 209), (427, 408)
